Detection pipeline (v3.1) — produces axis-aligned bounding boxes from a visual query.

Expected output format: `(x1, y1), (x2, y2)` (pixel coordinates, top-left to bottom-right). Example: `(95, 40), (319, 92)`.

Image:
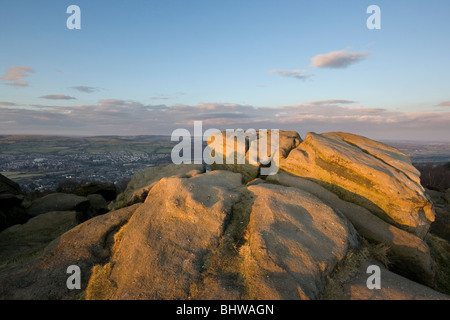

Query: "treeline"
(416, 162), (450, 191)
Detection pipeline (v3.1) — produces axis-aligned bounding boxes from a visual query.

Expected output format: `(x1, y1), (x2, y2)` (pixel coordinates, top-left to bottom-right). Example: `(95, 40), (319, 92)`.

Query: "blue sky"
(0, 0), (449, 140)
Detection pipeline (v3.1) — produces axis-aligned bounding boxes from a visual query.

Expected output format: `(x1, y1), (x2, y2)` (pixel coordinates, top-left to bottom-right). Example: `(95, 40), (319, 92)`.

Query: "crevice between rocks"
(194, 186), (255, 299)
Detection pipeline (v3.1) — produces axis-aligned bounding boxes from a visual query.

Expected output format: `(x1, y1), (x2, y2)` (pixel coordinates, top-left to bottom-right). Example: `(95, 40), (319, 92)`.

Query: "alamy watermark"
(366, 265), (381, 290)
(170, 121), (280, 175)
(66, 4), (381, 31)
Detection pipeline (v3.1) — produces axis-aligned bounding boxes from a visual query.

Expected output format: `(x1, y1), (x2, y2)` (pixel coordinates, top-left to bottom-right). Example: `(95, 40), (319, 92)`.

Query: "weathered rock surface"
(27, 193), (90, 217)
(281, 132), (435, 238)
(241, 183), (358, 299)
(112, 164), (204, 209)
(0, 204), (140, 299)
(266, 173), (435, 286)
(106, 171), (242, 299)
(343, 262), (449, 300)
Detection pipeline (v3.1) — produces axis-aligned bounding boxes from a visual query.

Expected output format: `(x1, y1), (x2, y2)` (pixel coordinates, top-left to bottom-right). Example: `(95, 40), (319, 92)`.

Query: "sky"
(0, 0), (449, 141)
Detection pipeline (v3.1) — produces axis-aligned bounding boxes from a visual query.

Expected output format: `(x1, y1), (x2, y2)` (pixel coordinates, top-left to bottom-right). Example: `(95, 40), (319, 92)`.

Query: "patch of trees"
(416, 162), (450, 191)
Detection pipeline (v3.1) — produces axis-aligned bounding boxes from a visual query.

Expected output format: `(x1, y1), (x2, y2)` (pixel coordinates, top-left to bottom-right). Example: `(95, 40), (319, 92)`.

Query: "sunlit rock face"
(281, 132), (435, 238)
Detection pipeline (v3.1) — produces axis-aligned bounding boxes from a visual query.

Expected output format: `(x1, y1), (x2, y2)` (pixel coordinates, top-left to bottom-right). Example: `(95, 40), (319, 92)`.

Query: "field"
(0, 135), (175, 155)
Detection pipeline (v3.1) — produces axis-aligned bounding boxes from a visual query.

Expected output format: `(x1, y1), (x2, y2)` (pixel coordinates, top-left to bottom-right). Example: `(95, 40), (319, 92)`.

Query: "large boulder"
(343, 261), (449, 300)
(83, 194), (109, 220)
(0, 204), (141, 299)
(74, 182), (117, 202)
(426, 189), (450, 241)
(112, 164), (205, 209)
(431, 207), (450, 242)
(241, 183), (358, 299)
(207, 130), (301, 182)
(0, 173), (21, 195)
(27, 193), (90, 217)
(103, 171), (242, 299)
(0, 174), (26, 230)
(0, 211), (78, 271)
(266, 173), (435, 286)
(281, 132), (435, 238)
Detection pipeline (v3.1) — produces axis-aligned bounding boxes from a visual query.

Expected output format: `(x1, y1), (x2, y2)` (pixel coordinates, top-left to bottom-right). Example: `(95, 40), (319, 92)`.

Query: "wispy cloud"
(1, 66), (35, 87)
(150, 92), (186, 101)
(70, 86), (100, 93)
(1, 99), (449, 141)
(311, 49), (370, 68)
(305, 100), (357, 106)
(0, 101), (18, 106)
(269, 69), (312, 81)
(151, 96), (170, 101)
(40, 94), (77, 100)
(436, 101), (450, 107)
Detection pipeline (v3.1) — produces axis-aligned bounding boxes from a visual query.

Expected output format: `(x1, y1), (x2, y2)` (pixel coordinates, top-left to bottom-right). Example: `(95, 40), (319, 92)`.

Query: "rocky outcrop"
(266, 173), (435, 286)
(0, 130), (447, 300)
(0, 169), (359, 300)
(280, 132), (435, 238)
(27, 193), (91, 217)
(106, 171), (242, 299)
(208, 130), (301, 182)
(111, 164), (204, 209)
(241, 183), (358, 299)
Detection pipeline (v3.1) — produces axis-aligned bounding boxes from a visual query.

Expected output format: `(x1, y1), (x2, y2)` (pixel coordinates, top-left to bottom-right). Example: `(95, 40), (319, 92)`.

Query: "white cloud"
(311, 49), (370, 68)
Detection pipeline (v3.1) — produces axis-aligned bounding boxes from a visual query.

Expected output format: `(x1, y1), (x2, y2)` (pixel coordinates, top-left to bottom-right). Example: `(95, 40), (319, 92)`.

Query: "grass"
(111, 223), (128, 255)
(1, 171), (46, 180)
(0, 247), (46, 272)
(0, 135), (175, 156)
(85, 263), (116, 300)
(195, 186), (255, 298)
(84, 222), (130, 300)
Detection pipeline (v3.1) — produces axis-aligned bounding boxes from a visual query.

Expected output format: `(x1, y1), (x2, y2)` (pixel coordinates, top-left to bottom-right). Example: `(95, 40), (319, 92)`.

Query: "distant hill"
(382, 140), (450, 164)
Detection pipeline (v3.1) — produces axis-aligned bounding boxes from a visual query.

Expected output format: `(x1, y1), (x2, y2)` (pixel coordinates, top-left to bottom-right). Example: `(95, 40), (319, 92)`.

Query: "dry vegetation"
(320, 239), (391, 300)
(195, 186), (255, 298)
